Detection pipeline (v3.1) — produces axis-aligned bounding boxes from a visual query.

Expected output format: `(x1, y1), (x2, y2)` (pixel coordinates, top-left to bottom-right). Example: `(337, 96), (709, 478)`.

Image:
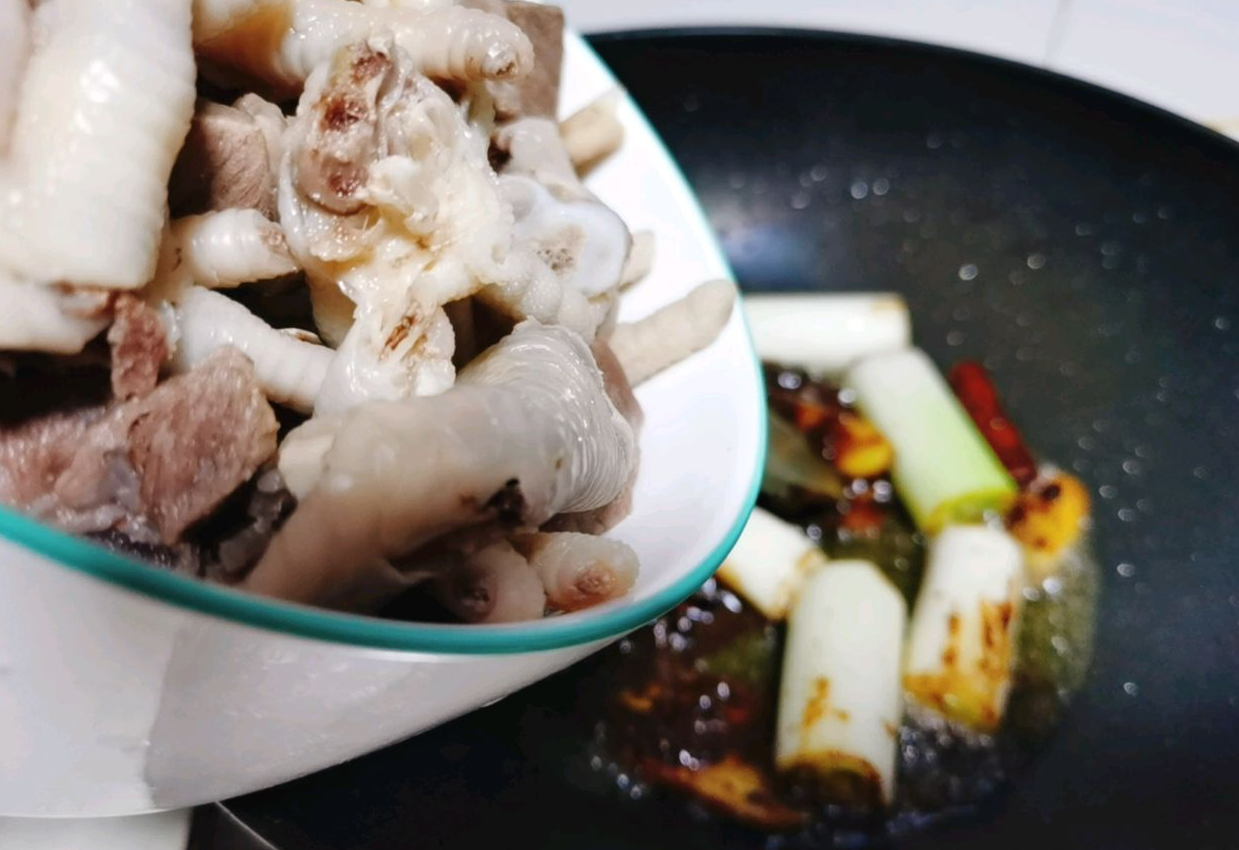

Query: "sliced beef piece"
(465, 0), (563, 119)
(169, 100), (277, 218)
(0, 406), (102, 510)
(0, 346), (279, 545)
(129, 347), (280, 542)
(107, 295), (168, 399)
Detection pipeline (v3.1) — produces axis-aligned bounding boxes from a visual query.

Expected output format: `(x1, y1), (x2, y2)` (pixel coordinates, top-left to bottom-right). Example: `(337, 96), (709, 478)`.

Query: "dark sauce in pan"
(586, 364), (1100, 845)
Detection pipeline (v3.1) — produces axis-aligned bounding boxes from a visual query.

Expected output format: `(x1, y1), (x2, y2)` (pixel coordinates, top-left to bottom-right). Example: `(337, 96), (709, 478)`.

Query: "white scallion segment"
(743, 293), (910, 377)
(716, 506), (825, 621)
(776, 560), (906, 807)
(904, 525), (1025, 730)
(846, 348), (1016, 533)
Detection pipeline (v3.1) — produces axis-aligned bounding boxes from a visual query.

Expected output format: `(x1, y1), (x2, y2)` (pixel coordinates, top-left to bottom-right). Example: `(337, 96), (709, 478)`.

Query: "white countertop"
(565, 0), (1239, 139)
(11, 1), (1236, 847)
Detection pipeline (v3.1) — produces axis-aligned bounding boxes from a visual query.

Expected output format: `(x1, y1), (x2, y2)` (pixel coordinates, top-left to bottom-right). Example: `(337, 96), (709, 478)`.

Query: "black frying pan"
(198, 30), (1239, 850)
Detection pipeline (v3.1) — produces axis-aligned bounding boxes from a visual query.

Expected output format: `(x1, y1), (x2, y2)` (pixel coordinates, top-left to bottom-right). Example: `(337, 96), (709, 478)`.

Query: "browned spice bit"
(1007, 472), (1091, 568)
(385, 314), (417, 352)
(801, 677), (831, 731)
(321, 95), (367, 131)
(350, 50), (390, 83)
(644, 755), (809, 832)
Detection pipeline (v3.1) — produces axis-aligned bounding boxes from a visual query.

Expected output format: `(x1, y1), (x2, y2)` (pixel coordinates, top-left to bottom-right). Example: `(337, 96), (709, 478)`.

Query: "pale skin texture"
(516, 531), (638, 613)
(150, 209), (298, 300)
(432, 540), (548, 623)
(278, 38), (510, 406)
(0, 274), (110, 354)
(607, 279), (737, 385)
(560, 89), (624, 174)
(243, 321), (636, 611)
(172, 287), (333, 414)
(494, 117), (631, 300)
(144, 210), (317, 412)
(620, 231), (655, 288)
(0, 0), (196, 289)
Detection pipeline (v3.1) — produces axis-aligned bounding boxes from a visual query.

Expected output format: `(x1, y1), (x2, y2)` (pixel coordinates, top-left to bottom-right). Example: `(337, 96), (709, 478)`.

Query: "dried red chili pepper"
(948, 360), (1038, 487)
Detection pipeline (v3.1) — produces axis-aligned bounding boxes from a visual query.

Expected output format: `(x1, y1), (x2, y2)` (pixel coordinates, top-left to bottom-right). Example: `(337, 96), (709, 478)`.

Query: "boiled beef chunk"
(0, 347), (278, 544)
(169, 100), (277, 218)
(130, 347), (279, 542)
(107, 295), (168, 399)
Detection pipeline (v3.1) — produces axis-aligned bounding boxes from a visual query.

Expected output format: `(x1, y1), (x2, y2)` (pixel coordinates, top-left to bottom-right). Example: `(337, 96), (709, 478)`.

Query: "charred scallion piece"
(776, 560), (906, 807)
(903, 525), (1024, 730)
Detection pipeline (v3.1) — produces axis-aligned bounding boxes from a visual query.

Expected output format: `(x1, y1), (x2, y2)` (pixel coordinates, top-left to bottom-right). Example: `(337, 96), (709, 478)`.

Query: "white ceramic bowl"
(0, 35), (766, 817)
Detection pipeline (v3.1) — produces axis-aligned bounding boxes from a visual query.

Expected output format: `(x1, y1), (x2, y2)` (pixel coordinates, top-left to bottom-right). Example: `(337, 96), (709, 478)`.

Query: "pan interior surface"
(217, 30), (1239, 850)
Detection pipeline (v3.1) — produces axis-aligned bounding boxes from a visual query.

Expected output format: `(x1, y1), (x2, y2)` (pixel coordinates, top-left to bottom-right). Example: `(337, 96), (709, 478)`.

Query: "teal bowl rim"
(0, 37), (767, 656)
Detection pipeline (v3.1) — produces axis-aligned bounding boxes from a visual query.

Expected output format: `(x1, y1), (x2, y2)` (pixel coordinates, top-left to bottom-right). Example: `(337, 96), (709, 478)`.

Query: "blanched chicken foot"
(482, 117), (630, 334)
(462, 0), (564, 121)
(0, 0), (196, 289)
(542, 339), (640, 535)
(280, 37), (521, 407)
(514, 531), (638, 613)
(560, 90), (624, 174)
(431, 528), (639, 622)
(192, 0), (534, 98)
(146, 210), (325, 412)
(245, 320), (636, 610)
(150, 209), (298, 301)
(608, 279), (737, 386)
(493, 117), (630, 298)
(431, 539), (548, 623)
(172, 287), (332, 414)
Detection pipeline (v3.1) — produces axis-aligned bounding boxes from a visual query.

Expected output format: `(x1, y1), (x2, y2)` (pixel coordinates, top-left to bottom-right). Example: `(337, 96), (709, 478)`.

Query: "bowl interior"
(0, 32), (765, 655)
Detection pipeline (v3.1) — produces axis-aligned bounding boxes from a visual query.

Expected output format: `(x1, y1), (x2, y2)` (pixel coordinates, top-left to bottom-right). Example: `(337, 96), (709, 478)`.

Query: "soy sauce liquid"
(585, 366), (1100, 845)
